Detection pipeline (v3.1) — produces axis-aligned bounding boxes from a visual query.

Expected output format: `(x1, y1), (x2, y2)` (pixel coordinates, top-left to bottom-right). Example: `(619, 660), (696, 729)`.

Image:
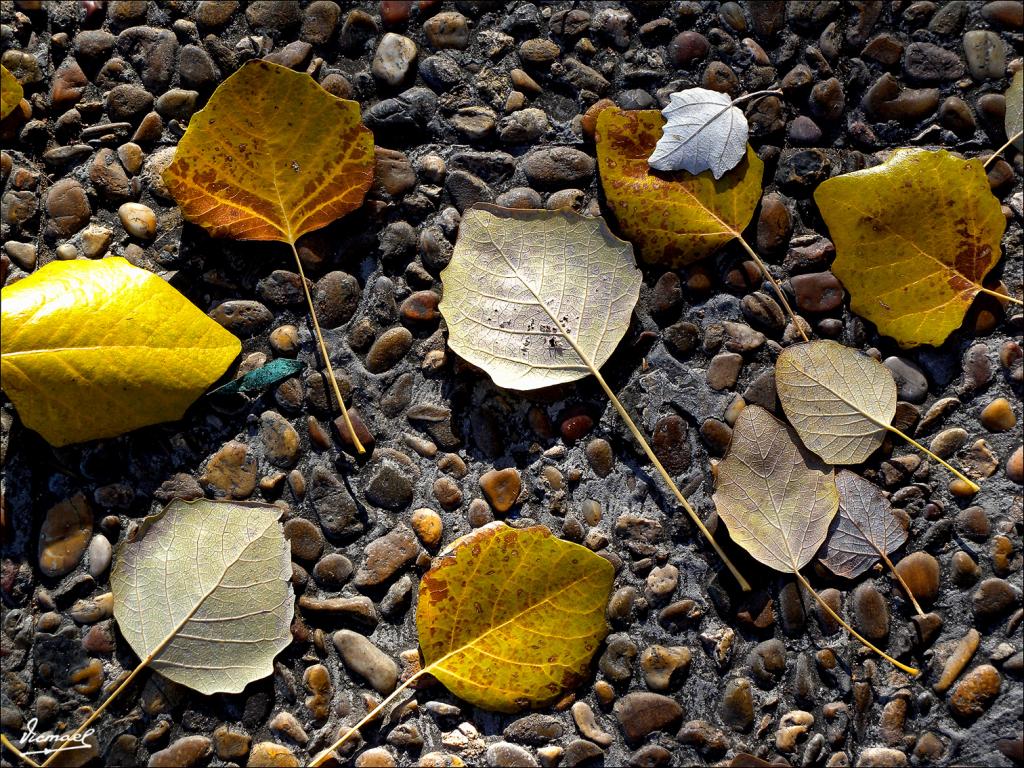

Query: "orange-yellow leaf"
(417, 522), (613, 713)
(595, 106), (764, 267)
(162, 59), (374, 243)
(815, 149), (1006, 348)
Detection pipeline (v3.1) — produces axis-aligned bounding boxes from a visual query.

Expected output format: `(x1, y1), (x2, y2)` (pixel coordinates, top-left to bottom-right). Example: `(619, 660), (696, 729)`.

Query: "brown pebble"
(366, 327), (413, 373)
(1007, 446), (1024, 484)
(38, 493), (93, 578)
(248, 742), (299, 767)
(201, 441), (257, 499)
(894, 551), (940, 607)
(980, 397), (1016, 431)
(949, 664), (1001, 719)
(479, 468), (522, 513)
(933, 629), (979, 693)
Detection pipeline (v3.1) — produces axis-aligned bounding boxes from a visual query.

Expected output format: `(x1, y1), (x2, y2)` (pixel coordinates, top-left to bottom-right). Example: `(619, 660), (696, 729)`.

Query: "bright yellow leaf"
(815, 149), (1006, 347)
(1, 64), (23, 120)
(162, 59), (374, 243)
(417, 521), (614, 713)
(0, 257), (240, 446)
(595, 106), (764, 267)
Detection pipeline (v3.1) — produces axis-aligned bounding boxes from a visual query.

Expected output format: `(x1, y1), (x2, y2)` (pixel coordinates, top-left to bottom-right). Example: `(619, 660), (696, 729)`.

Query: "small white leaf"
(648, 88), (748, 179)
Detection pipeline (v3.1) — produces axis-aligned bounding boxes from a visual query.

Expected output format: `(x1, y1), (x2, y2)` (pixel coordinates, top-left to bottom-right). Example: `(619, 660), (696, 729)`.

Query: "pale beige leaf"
(775, 340), (897, 465)
(713, 405), (838, 573)
(111, 499), (293, 695)
(439, 204), (641, 390)
(818, 470), (908, 579)
(1006, 70), (1023, 152)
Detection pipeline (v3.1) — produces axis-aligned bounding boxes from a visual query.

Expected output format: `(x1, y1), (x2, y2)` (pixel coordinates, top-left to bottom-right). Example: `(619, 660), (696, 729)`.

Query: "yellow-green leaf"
(1, 64), (23, 120)
(417, 521), (614, 713)
(0, 257), (240, 446)
(815, 149), (1006, 347)
(775, 340), (896, 465)
(439, 204), (641, 390)
(712, 405), (838, 574)
(595, 106), (764, 267)
(111, 499), (293, 694)
(162, 59), (374, 243)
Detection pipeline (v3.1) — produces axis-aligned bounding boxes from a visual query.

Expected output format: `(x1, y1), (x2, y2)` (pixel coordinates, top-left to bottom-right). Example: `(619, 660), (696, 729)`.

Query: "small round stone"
(479, 468), (522, 513)
(980, 397), (1016, 431)
(894, 552), (940, 607)
(949, 665), (1002, 719)
(411, 508), (443, 548)
(117, 202), (157, 239)
(1007, 446), (1024, 484)
(283, 518), (324, 561)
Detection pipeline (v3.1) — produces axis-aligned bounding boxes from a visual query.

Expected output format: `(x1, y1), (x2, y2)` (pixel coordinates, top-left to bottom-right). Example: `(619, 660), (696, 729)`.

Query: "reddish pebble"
(333, 408), (376, 455)
(400, 290), (441, 324)
(561, 413), (594, 442)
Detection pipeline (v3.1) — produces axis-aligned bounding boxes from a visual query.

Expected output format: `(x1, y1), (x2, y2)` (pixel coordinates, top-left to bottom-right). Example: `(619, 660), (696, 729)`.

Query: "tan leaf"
(111, 499), (293, 695)
(775, 340), (896, 465)
(818, 470), (908, 579)
(713, 405), (838, 573)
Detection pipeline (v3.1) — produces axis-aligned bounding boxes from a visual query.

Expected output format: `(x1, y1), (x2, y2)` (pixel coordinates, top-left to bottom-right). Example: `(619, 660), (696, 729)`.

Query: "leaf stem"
(309, 670), (426, 767)
(589, 367), (752, 591)
(878, 550), (926, 617)
(37, 656), (153, 768)
(885, 424), (980, 494)
(735, 235), (810, 343)
(978, 285), (1024, 306)
(289, 241), (365, 454)
(732, 89), (784, 107)
(2, 735), (40, 768)
(983, 130), (1023, 168)
(795, 571), (919, 676)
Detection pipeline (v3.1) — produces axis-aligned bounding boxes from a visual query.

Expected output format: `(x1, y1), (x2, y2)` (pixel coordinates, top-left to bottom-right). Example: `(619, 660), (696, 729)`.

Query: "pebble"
(933, 628), (979, 693)
(980, 397), (1016, 431)
(373, 33), (418, 86)
(479, 468), (521, 512)
(571, 702), (613, 747)
(504, 715), (563, 746)
(333, 630), (398, 694)
(645, 565), (679, 602)
(930, 427), (968, 459)
(210, 300), (274, 336)
(259, 411), (300, 468)
(354, 524), (418, 586)
(213, 726), (250, 761)
(521, 148), (595, 189)
(904, 42), (965, 81)
(706, 352), (743, 390)
(201, 441), (257, 499)
(38, 493), (93, 578)
(86, 535), (112, 578)
(498, 108), (550, 143)
(247, 742), (299, 768)
(894, 552), (940, 607)
(613, 692), (683, 743)
(749, 638), (787, 687)
(314, 271), (361, 328)
(410, 508), (443, 548)
(719, 677), (754, 731)
(639, 645), (691, 691)
(424, 11), (469, 49)
(599, 633), (637, 682)
(983, 0), (1024, 27)
(677, 720), (729, 756)
(884, 357), (929, 403)
(366, 327), (413, 373)
(939, 96), (976, 136)
(669, 31), (709, 66)
(962, 30), (1005, 80)
(283, 518), (323, 562)
(269, 711), (307, 745)
(852, 583), (890, 641)
(973, 577), (1020, 620)
(584, 438), (614, 477)
(949, 664), (1001, 719)
(45, 179), (91, 238)
(486, 742), (538, 767)
(776, 710), (813, 752)
(1008, 446), (1023, 484)
(857, 748), (908, 767)
(790, 272), (845, 313)
(148, 736), (212, 768)
(356, 748), (397, 767)
(313, 553), (353, 590)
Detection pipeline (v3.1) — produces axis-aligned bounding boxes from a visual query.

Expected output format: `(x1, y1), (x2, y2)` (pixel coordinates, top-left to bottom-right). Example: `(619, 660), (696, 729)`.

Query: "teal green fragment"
(211, 358), (305, 396)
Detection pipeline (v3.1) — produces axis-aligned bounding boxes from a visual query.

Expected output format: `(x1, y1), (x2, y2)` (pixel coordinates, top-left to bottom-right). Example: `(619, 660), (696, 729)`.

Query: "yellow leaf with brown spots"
(162, 59), (374, 243)
(595, 106), (764, 267)
(416, 521), (613, 713)
(1, 64), (23, 120)
(815, 149), (1006, 348)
